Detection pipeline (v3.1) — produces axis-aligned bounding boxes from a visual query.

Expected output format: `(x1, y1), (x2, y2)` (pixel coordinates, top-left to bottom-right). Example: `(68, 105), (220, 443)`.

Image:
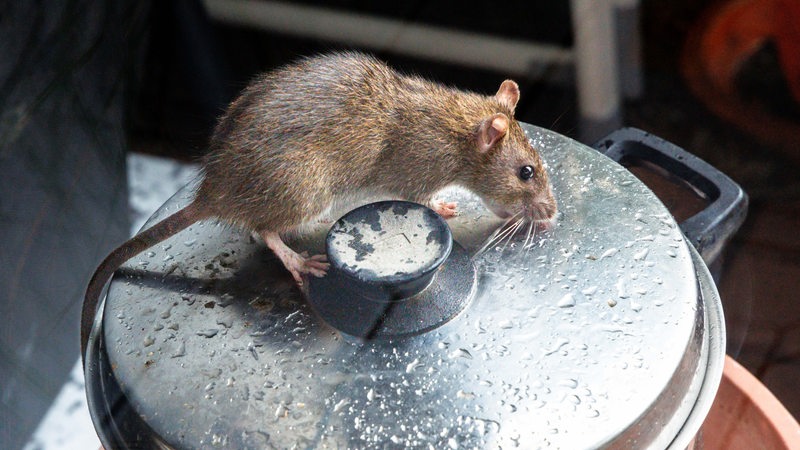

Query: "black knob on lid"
(307, 201), (476, 339)
(327, 201), (452, 300)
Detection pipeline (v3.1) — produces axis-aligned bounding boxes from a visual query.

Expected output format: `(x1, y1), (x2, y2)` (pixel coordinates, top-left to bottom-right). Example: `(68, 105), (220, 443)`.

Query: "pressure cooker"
(83, 125), (747, 449)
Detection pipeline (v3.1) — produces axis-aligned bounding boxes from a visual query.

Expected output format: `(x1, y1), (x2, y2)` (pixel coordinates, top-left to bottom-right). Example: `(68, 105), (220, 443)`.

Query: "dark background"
(2, 1), (799, 448)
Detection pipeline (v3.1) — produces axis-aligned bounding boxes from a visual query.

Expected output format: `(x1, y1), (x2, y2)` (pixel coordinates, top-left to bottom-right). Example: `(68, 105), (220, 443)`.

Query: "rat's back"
(197, 52), (406, 231)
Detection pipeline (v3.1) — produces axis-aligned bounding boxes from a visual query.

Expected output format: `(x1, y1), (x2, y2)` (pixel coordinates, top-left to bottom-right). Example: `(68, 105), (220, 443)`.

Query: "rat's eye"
(519, 165), (535, 181)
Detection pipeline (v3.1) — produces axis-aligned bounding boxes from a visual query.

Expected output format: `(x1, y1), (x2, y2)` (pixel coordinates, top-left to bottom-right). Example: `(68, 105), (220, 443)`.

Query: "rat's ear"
(495, 80), (520, 111)
(478, 113), (509, 153)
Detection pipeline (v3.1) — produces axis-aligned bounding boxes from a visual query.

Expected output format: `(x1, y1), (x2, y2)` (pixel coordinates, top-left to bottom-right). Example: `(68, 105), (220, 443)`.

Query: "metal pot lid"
(101, 124), (710, 449)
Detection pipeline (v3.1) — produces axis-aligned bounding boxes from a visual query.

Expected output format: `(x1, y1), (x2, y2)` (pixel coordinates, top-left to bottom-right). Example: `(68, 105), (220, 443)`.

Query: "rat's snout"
(527, 189), (557, 222)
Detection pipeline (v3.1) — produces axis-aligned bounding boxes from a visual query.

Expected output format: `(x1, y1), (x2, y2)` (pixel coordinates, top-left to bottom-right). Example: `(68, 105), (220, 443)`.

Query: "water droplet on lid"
(581, 286), (598, 296)
(616, 279), (629, 298)
(197, 329), (219, 338)
(242, 430), (270, 446)
(160, 307), (172, 319)
(449, 348), (473, 359)
(559, 378), (578, 389)
(171, 341), (186, 358)
(600, 248), (618, 259)
(405, 358), (422, 373)
(333, 398), (350, 412)
(633, 249), (649, 261)
(557, 293), (575, 308)
(457, 390), (476, 399)
(544, 338), (569, 356)
(143, 335), (155, 347)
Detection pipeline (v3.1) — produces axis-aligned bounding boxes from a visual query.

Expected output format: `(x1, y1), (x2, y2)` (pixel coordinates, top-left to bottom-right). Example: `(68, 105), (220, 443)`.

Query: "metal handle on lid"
(593, 127), (748, 264)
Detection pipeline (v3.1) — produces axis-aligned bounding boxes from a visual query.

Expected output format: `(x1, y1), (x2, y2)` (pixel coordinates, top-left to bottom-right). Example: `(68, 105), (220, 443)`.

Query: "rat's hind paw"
(292, 253), (329, 280)
(285, 256), (328, 286)
(262, 231), (330, 286)
(430, 199), (458, 219)
(304, 254), (330, 277)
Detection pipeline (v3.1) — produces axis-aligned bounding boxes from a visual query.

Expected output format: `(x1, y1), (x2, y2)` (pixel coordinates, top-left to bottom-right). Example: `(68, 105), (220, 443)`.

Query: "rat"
(81, 51), (557, 356)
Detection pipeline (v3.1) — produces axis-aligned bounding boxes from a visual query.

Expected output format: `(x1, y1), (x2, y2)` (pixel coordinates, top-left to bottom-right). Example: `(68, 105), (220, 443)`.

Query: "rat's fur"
(199, 52), (552, 230)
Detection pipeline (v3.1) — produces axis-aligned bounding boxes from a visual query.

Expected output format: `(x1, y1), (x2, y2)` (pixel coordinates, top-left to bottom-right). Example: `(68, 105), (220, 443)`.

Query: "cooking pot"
(83, 125), (747, 449)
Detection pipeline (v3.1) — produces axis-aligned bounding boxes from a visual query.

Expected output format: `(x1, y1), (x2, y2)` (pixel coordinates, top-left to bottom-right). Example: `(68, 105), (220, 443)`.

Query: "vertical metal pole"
(570, 0), (622, 143)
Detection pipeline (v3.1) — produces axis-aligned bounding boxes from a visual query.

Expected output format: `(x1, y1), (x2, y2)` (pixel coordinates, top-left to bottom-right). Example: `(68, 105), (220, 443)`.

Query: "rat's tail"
(81, 201), (209, 362)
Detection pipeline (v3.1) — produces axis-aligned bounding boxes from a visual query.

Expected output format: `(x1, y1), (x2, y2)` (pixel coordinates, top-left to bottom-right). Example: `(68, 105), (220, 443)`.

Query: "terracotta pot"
(698, 356), (800, 449)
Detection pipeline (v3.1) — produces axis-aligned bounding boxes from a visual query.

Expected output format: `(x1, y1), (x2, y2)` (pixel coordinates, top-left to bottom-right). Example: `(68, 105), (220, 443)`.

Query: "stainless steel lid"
(98, 124), (722, 449)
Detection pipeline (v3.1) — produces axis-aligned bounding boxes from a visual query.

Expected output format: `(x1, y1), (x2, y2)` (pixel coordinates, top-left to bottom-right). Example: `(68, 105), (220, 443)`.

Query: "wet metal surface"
(99, 125), (712, 448)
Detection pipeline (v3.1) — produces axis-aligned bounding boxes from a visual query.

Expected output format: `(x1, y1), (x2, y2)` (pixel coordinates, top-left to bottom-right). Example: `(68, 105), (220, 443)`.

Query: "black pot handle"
(593, 127), (748, 264)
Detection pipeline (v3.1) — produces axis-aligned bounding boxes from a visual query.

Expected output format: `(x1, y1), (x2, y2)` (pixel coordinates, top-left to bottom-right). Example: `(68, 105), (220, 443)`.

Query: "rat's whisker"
(500, 218), (524, 253)
(491, 218), (521, 244)
(528, 222), (539, 251)
(493, 216), (524, 244)
(475, 213), (522, 256)
(475, 224), (509, 256)
(526, 221), (539, 255)
(522, 220), (534, 253)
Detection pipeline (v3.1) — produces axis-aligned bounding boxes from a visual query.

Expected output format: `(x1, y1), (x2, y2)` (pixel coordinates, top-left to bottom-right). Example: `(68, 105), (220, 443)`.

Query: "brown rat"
(81, 51), (556, 356)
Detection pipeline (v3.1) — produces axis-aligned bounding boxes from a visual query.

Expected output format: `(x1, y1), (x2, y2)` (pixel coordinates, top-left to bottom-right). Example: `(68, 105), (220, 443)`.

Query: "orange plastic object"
(699, 356), (800, 449)
(697, 0), (800, 102)
(682, 0), (800, 159)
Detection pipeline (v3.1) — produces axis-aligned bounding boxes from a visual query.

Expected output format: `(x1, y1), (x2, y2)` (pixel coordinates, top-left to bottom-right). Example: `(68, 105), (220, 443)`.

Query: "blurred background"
(2, 0), (799, 448)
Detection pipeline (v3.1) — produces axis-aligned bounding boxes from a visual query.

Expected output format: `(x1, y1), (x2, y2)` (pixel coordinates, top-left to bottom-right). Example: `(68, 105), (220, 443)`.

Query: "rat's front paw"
(430, 199), (458, 219)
